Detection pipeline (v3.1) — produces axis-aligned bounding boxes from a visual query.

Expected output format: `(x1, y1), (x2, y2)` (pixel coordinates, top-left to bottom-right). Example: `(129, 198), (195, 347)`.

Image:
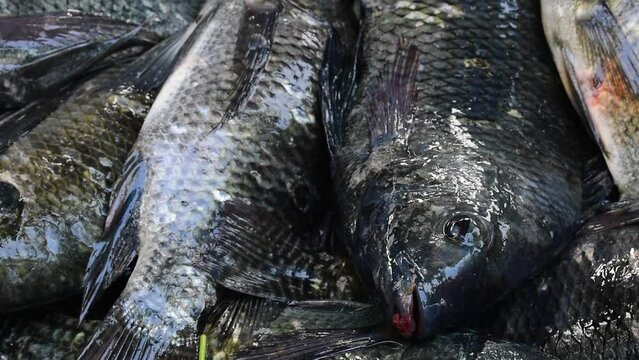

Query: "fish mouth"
(391, 286), (421, 338)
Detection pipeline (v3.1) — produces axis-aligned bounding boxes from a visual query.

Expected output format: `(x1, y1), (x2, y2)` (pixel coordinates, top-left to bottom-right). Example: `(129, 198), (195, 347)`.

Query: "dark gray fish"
(0, 31), (189, 311)
(78, 0), (357, 358)
(227, 299), (556, 360)
(0, 0), (206, 37)
(0, 11), (159, 110)
(475, 200), (639, 360)
(542, 0), (639, 198)
(0, 311), (99, 360)
(321, 0), (586, 338)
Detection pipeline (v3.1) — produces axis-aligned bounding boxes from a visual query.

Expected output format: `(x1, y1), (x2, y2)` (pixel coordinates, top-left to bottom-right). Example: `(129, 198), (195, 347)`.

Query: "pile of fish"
(0, 0), (636, 359)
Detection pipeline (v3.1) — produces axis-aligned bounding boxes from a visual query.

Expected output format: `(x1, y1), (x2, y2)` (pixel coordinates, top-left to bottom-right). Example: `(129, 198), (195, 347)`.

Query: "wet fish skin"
(230, 299), (557, 360)
(79, 0), (357, 358)
(323, 0), (585, 338)
(0, 34), (183, 311)
(0, 11), (159, 110)
(0, 0), (206, 37)
(476, 200), (639, 360)
(541, 0), (639, 198)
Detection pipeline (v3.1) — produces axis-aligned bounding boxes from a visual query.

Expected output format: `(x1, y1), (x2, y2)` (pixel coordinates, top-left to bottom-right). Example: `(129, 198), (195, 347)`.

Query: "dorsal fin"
(367, 39), (420, 147)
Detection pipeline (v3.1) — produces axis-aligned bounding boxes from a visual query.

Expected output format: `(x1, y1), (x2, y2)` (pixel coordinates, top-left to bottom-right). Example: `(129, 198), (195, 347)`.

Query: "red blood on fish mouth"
(392, 312), (414, 337)
(392, 290), (418, 337)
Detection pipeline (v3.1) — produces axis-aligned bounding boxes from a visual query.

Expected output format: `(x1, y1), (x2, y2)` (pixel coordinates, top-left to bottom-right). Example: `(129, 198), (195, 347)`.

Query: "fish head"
(354, 155), (562, 338)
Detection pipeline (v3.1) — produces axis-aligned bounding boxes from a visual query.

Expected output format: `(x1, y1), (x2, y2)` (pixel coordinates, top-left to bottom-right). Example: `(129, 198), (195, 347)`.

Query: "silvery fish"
(321, 0), (586, 338)
(78, 0), (357, 358)
(0, 32), (188, 311)
(0, 0), (206, 37)
(542, 0), (639, 198)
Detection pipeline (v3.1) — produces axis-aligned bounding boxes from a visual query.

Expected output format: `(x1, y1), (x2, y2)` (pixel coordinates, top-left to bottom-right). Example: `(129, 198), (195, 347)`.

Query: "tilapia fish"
(0, 34), (185, 311)
(542, 0), (639, 198)
(0, 0), (205, 37)
(78, 0), (356, 358)
(476, 200), (639, 360)
(223, 297), (557, 360)
(321, 0), (586, 338)
(0, 11), (159, 111)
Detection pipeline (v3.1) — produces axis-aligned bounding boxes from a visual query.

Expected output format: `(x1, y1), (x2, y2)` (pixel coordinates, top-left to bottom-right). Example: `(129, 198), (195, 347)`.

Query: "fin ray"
(319, 27), (362, 157)
(367, 39), (419, 147)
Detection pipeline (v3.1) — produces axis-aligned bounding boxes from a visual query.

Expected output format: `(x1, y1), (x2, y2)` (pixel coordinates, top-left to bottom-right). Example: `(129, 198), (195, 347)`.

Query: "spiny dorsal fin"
(367, 39), (419, 147)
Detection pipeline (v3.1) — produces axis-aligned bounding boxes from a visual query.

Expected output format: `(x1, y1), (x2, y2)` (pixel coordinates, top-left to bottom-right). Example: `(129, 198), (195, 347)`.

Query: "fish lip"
(391, 285), (420, 338)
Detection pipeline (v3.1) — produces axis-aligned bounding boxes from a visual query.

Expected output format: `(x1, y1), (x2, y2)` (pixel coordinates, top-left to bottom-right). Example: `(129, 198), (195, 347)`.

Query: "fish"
(78, 0), (357, 358)
(475, 199), (639, 360)
(0, 11), (160, 111)
(0, 0), (206, 38)
(0, 30), (189, 312)
(0, 310), (99, 360)
(541, 0), (639, 198)
(211, 296), (557, 360)
(321, 0), (587, 338)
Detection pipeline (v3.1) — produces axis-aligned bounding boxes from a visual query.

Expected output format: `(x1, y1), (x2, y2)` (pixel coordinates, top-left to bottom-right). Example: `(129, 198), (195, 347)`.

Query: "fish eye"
(443, 215), (480, 246)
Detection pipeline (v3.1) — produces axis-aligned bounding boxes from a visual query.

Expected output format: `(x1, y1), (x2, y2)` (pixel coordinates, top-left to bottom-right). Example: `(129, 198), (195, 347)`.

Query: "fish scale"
(0, 71), (149, 310)
(321, 0), (587, 338)
(0, 0), (206, 37)
(476, 201), (639, 359)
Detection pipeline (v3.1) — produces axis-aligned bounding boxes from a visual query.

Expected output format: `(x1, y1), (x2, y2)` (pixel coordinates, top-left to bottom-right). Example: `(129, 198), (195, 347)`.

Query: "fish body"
(0, 34), (183, 311)
(230, 299), (557, 360)
(322, 0), (585, 338)
(0, 11), (159, 110)
(0, 0), (205, 37)
(542, 0), (639, 198)
(477, 200), (639, 359)
(79, 0), (356, 358)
